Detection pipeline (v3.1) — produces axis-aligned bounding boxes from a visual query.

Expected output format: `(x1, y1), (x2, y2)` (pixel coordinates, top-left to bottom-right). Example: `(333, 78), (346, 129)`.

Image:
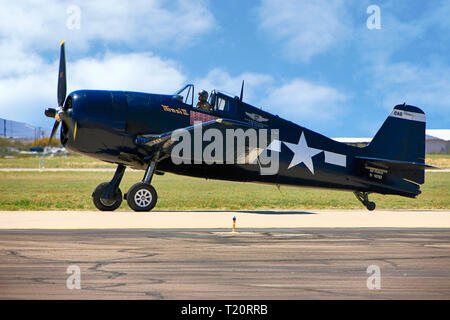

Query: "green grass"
(0, 154), (115, 168)
(0, 171), (448, 211)
(426, 153), (450, 168)
(0, 154), (448, 211)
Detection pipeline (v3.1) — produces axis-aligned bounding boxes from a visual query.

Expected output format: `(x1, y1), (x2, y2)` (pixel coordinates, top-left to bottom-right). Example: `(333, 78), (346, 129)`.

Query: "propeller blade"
(57, 40), (67, 108)
(49, 120), (60, 145)
(41, 41), (68, 169)
(40, 121), (60, 169)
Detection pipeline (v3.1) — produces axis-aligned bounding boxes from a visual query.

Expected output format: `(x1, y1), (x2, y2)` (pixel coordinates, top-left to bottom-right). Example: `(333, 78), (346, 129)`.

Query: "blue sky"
(0, 0), (448, 138)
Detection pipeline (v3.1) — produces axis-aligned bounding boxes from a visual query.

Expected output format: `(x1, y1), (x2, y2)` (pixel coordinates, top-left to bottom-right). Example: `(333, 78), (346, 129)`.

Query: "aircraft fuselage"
(61, 89), (420, 198)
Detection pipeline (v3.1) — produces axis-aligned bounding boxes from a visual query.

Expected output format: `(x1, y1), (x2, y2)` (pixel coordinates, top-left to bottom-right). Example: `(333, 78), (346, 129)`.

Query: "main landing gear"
(92, 153), (160, 212)
(92, 164), (125, 211)
(354, 191), (376, 211)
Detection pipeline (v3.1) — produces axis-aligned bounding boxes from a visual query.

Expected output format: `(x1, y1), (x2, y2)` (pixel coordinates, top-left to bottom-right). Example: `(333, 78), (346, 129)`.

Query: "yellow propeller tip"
(60, 40), (65, 46)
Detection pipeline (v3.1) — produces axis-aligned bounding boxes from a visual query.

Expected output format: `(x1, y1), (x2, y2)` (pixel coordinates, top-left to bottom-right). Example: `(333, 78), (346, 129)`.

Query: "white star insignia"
(283, 132), (323, 174)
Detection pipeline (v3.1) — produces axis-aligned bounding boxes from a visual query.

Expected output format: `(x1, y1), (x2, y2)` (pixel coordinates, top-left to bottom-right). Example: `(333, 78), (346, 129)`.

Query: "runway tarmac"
(0, 210), (449, 299)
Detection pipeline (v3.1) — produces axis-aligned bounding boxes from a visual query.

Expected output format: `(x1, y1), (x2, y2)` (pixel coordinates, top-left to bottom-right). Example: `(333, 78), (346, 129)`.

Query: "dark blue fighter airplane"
(44, 42), (431, 212)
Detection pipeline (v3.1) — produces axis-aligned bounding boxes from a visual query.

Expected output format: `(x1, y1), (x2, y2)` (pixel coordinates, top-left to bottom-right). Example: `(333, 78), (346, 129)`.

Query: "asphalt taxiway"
(0, 210), (449, 299)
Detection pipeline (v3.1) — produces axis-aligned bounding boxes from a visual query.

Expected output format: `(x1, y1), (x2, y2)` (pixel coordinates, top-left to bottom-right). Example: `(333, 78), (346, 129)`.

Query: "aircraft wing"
(135, 118), (266, 161)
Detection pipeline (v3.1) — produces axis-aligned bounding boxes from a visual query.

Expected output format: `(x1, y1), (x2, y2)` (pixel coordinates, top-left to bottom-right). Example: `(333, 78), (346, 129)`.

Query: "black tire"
(92, 182), (122, 211)
(126, 183), (157, 212)
(367, 202), (376, 211)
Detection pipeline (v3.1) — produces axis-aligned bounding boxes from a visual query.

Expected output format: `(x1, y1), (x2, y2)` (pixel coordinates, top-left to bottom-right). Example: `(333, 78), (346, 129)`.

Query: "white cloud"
(69, 52), (186, 93)
(0, 48), (349, 136)
(0, 52), (186, 126)
(194, 68), (274, 106)
(0, 0), (213, 126)
(356, 2), (450, 121)
(0, 40), (46, 78)
(257, 0), (352, 62)
(264, 79), (348, 130)
(373, 61), (450, 115)
(0, 0), (215, 53)
(196, 69), (348, 132)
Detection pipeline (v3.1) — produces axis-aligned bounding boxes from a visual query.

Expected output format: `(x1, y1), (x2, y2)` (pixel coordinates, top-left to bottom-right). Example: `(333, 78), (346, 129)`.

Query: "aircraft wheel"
(127, 183), (157, 212)
(92, 182), (122, 211)
(367, 202), (376, 211)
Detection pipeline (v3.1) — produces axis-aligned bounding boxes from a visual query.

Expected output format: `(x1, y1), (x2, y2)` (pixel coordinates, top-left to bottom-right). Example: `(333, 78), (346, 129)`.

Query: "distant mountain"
(0, 118), (51, 140)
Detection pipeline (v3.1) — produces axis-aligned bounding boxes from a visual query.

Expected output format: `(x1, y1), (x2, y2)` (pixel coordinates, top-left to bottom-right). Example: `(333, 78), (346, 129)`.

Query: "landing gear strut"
(354, 191), (376, 211)
(92, 152), (161, 212)
(126, 152), (160, 212)
(92, 164), (126, 211)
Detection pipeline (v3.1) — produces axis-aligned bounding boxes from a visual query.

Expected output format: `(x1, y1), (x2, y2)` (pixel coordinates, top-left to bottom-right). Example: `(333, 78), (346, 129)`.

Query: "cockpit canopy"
(172, 84), (237, 115)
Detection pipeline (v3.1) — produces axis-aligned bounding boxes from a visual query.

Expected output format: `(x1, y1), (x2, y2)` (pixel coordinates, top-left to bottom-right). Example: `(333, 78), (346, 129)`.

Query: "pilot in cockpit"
(196, 90), (212, 111)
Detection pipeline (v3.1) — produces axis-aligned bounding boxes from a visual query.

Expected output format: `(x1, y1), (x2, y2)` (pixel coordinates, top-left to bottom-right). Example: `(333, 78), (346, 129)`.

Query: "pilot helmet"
(198, 90), (208, 100)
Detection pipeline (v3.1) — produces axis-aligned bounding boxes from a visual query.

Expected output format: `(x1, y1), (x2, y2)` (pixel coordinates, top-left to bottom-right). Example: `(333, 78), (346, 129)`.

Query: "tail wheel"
(354, 191), (376, 212)
(92, 182), (122, 211)
(126, 183), (158, 212)
(367, 202), (376, 211)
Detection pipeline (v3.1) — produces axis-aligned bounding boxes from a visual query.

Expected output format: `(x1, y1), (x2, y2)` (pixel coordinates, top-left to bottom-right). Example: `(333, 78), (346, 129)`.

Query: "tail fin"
(363, 104), (427, 184)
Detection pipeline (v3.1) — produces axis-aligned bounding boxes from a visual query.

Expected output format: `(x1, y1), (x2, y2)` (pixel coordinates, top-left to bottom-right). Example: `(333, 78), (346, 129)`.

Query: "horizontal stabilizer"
(355, 156), (433, 185)
(355, 156), (434, 170)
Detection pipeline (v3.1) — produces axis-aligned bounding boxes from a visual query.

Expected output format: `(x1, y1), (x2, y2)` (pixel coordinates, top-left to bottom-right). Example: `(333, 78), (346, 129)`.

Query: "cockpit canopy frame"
(173, 84), (238, 115)
(172, 84), (194, 106)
